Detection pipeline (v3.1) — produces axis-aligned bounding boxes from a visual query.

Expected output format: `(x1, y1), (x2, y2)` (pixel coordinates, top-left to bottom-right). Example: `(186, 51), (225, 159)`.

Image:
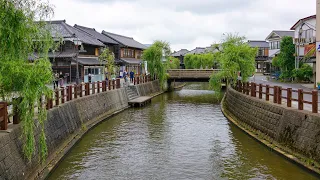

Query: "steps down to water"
(125, 86), (139, 101)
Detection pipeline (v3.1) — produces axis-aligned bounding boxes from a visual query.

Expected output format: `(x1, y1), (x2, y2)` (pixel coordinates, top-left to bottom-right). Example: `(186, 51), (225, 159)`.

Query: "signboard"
(304, 43), (316, 57)
(317, 42), (320, 52)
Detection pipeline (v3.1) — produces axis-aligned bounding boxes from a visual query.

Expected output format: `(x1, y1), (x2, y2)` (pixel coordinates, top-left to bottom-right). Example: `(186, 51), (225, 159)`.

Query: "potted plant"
(317, 82), (320, 90)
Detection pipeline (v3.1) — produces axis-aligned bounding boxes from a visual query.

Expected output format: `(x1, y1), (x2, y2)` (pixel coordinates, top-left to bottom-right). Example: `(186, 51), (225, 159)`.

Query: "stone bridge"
(167, 69), (220, 82)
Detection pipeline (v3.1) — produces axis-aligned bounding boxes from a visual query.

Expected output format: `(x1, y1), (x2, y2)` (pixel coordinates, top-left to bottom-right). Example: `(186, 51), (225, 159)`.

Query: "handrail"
(0, 74), (154, 130)
(235, 81), (318, 113)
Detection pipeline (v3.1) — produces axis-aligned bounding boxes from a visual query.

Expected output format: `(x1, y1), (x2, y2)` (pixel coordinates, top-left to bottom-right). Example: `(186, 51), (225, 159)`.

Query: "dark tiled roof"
(172, 49), (189, 56)
(46, 20), (105, 46)
(30, 50), (77, 60)
(74, 24), (119, 45)
(120, 58), (142, 64)
(186, 47), (206, 55)
(102, 31), (147, 49)
(75, 57), (106, 65)
(248, 40), (269, 48)
(273, 31), (294, 38)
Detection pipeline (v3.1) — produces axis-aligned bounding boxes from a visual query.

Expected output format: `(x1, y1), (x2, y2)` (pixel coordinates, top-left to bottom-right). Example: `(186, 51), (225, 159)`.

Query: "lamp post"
(73, 38), (86, 84)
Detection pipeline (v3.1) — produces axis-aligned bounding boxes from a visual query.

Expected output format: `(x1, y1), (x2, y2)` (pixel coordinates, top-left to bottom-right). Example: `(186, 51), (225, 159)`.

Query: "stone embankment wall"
(0, 81), (161, 180)
(223, 87), (320, 173)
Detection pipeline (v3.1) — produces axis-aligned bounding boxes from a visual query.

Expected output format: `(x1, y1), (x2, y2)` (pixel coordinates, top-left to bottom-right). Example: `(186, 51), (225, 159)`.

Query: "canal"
(48, 83), (318, 180)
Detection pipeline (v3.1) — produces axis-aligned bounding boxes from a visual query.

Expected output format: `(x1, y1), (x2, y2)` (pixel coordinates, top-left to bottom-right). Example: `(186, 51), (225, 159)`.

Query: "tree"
(99, 48), (115, 81)
(292, 63), (313, 82)
(209, 34), (257, 96)
(183, 53), (218, 69)
(142, 40), (171, 87)
(0, 0), (55, 161)
(184, 54), (193, 69)
(166, 57), (180, 69)
(277, 36), (295, 79)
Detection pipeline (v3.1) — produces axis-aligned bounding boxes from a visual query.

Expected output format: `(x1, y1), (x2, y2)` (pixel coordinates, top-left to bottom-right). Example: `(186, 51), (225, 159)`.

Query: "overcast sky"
(51, 0), (315, 51)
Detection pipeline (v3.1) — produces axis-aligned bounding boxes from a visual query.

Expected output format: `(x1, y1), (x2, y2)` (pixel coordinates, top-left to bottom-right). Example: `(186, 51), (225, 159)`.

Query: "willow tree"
(209, 34), (257, 95)
(99, 48), (115, 81)
(142, 40), (171, 87)
(0, 0), (55, 161)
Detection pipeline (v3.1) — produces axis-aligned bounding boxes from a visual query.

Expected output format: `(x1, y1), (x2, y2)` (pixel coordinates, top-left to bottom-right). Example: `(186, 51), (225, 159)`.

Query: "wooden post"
(298, 89), (303, 110)
(134, 77), (136, 85)
(12, 98), (21, 124)
(238, 80), (241, 92)
(116, 78), (121, 89)
(69, 85), (73, 101)
(0, 102), (8, 130)
(287, 88), (292, 107)
(137, 76), (140, 85)
(97, 81), (100, 93)
(266, 85), (270, 101)
(74, 85), (77, 99)
(61, 87), (65, 104)
(246, 82), (250, 95)
(108, 81), (111, 90)
(277, 86), (282, 105)
(92, 82), (95, 94)
(251, 82), (256, 97)
(55, 89), (59, 106)
(312, 90), (318, 113)
(112, 80), (116, 89)
(85, 83), (90, 96)
(273, 86), (278, 104)
(102, 81), (106, 92)
(259, 84), (262, 99)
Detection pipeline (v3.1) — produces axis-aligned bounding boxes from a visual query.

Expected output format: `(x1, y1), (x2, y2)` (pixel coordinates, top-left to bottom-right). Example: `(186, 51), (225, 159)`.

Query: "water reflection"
(48, 83), (318, 180)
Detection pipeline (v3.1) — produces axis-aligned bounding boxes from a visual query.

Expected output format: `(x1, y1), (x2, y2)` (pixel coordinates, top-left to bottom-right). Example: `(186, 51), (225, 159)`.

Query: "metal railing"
(235, 81), (318, 113)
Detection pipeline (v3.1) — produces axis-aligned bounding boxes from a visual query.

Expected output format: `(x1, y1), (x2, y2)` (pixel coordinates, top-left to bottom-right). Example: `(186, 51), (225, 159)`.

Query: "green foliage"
(209, 34), (257, 94)
(277, 36), (295, 79)
(184, 53), (220, 69)
(292, 64), (313, 82)
(0, 0), (55, 161)
(272, 56), (280, 67)
(166, 56), (180, 69)
(142, 40), (171, 88)
(99, 48), (115, 80)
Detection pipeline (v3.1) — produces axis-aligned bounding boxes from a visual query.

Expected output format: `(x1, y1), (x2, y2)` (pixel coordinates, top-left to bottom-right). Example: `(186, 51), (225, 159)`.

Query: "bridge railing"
(235, 81), (318, 113)
(167, 69), (220, 78)
(0, 75), (153, 130)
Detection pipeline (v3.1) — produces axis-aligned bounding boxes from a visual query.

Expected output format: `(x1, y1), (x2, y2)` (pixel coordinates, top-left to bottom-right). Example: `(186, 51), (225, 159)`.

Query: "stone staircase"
(125, 86), (139, 101)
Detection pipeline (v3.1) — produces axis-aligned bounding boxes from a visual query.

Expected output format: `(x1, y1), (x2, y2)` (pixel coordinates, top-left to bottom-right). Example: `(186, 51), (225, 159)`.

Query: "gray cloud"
(52, 0), (316, 50)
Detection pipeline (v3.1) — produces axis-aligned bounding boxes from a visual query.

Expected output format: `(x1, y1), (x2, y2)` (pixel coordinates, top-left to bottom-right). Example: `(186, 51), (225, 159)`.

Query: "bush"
(292, 64), (313, 82)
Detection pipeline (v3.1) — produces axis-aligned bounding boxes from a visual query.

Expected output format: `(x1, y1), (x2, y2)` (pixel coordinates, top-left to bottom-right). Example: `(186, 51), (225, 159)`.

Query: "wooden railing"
(167, 69), (220, 79)
(0, 75), (153, 130)
(235, 81), (318, 113)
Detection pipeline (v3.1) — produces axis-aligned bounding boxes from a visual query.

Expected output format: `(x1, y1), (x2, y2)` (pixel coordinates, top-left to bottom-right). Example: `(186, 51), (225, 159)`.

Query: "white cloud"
(51, 0), (316, 51)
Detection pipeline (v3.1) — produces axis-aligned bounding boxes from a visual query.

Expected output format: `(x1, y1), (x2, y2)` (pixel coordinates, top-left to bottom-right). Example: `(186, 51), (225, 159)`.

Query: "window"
(258, 49), (264, 56)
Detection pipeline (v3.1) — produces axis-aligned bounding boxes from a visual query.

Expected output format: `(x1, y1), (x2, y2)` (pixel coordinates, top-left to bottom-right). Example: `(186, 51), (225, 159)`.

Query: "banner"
(304, 43), (316, 57)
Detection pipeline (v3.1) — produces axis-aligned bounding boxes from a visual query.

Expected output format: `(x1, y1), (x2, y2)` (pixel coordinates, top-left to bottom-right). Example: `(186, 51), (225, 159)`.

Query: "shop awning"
(73, 57), (106, 66)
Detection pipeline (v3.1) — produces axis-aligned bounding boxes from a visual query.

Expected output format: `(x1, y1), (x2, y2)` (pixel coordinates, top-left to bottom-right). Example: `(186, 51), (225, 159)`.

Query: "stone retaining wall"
(0, 81), (161, 180)
(135, 80), (161, 96)
(223, 87), (320, 172)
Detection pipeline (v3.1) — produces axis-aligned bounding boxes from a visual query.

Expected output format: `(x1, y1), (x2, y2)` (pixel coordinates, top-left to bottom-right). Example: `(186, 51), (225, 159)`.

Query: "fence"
(234, 81), (318, 113)
(0, 75), (152, 130)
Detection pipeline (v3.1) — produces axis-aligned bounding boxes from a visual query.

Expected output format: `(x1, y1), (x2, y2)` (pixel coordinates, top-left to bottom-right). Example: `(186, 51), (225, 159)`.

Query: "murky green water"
(48, 83), (318, 180)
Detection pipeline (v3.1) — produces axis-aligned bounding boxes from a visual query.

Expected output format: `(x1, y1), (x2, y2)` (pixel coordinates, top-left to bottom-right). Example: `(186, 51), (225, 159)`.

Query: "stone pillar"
(316, 0), (320, 84)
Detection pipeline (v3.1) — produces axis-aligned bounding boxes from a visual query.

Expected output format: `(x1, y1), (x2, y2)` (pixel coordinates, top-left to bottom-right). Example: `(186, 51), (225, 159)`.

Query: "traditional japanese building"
(247, 40), (269, 74)
(101, 31), (147, 75)
(171, 49), (189, 69)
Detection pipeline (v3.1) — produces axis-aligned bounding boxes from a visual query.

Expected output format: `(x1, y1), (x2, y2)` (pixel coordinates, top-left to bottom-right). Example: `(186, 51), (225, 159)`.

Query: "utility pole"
(317, 0), (320, 84)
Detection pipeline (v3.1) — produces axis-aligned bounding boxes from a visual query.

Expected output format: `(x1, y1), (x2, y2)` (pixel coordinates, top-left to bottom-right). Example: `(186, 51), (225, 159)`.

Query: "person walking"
(130, 70), (134, 83)
(59, 72), (64, 87)
(54, 72), (59, 89)
(123, 71), (127, 83)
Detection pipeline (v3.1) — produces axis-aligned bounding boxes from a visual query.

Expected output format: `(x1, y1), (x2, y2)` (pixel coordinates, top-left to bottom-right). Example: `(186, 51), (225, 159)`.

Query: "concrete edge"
(173, 83), (187, 90)
(220, 93), (320, 176)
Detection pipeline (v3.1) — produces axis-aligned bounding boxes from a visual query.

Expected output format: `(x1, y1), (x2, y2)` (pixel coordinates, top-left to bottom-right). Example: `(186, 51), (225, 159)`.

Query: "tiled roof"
(171, 49), (189, 56)
(75, 57), (106, 65)
(248, 40), (269, 48)
(265, 30), (294, 40)
(102, 31), (147, 49)
(120, 58), (142, 64)
(30, 50), (77, 60)
(186, 47), (206, 55)
(46, 20), (105, 46)
(74, 24), (119, 45)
